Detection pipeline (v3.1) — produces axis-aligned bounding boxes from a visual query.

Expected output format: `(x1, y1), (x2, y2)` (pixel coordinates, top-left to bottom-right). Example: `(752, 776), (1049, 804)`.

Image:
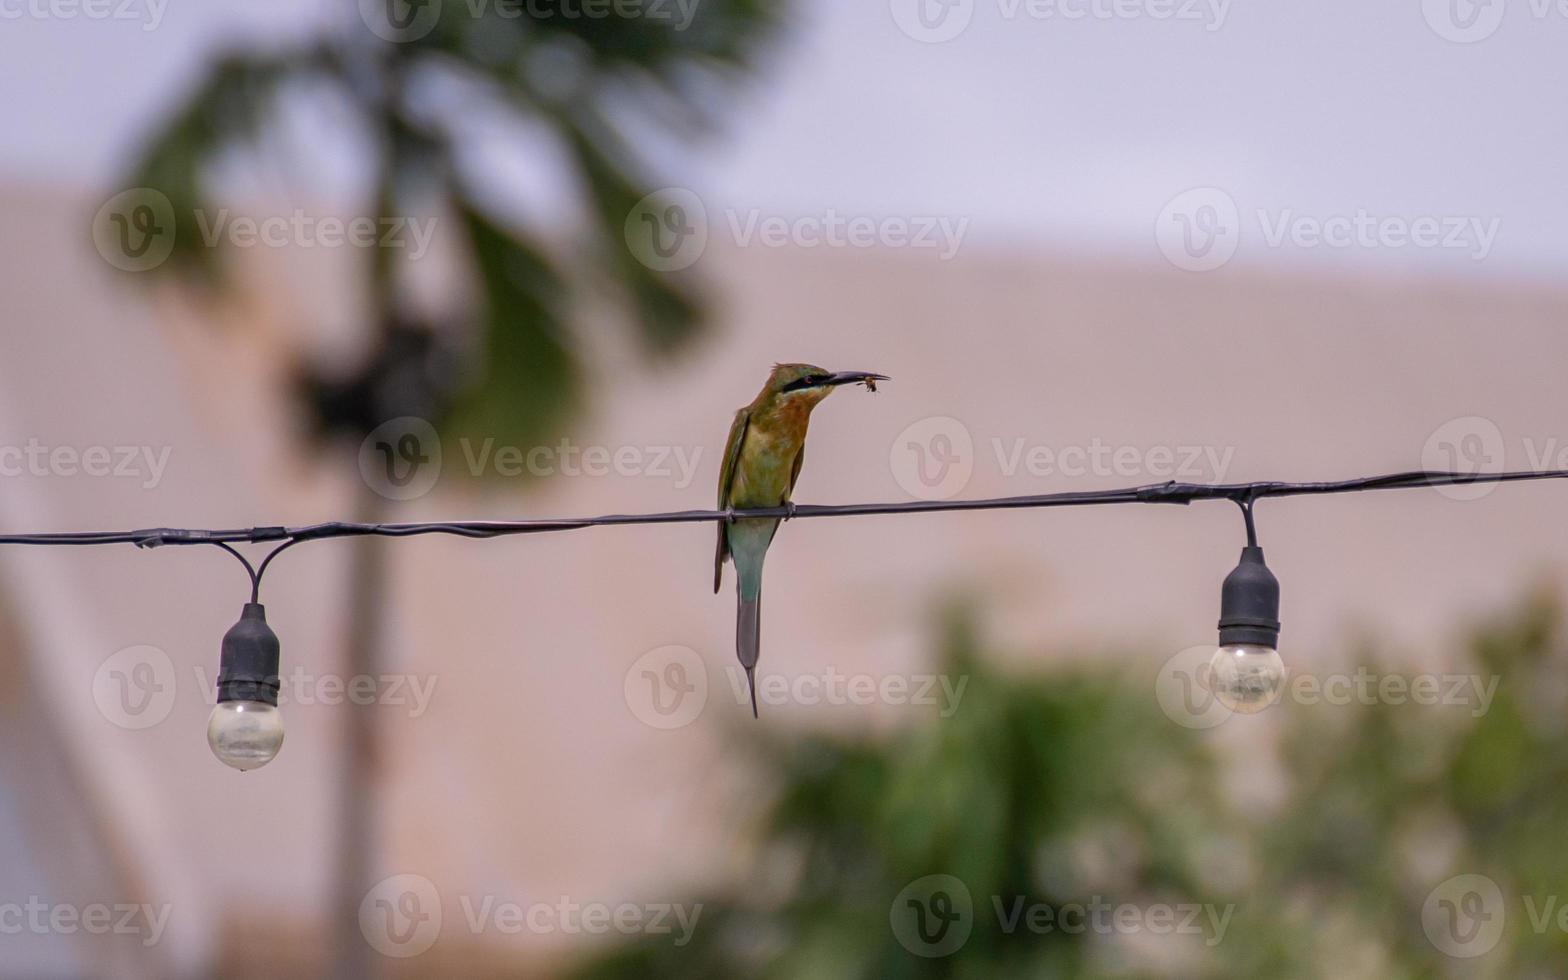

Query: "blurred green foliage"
(123, 0), (786, 450)
(573, 591), (1568, 978)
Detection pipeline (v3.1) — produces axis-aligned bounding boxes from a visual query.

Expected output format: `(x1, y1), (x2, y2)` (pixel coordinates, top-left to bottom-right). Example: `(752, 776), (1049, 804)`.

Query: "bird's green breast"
(729, 398), (815, 507)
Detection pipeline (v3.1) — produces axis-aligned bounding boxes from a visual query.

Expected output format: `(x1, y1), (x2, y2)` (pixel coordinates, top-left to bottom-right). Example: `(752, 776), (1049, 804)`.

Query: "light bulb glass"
(1207, 644), (1285, 714)
(207, 701), (284, 771)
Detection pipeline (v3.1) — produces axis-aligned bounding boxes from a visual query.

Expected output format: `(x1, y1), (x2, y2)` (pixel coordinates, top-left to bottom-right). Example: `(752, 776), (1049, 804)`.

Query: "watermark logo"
(92, 188), (176, 273)
(1156, 187), (1241, 272)
(361, 874), (443, 958)
(1423, 873), (1505, 958)
(624, 645), (708, 729)
(890, 874), (974, 957)
(1421, 416), (1568, 500)
(891, 416), (975, 500)
(1422, 416), (1506, 501)
(93, 645), (178, 730)
(359, 0), (443, 41)
(1155, 644), (1235, 729)
(1422, 0), (1507, 42)
(889, 0), (976, 42)
(626, 188), (709, 273)
(359, 417), (443, 501)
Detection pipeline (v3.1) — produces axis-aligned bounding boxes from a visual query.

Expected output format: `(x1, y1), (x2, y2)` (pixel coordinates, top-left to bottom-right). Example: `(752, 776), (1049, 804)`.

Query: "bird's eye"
(782, 373), (827, 392)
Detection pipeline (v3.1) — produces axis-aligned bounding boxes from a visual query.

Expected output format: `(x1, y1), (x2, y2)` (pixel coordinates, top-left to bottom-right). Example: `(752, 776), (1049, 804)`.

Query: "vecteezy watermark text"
(1156, 188), (1501, 272)
(1157, 645), (1500, 729)
(622, 645), (968, 729)
(0, 0), (167, 30)
(625, 189), (969, 272)
(889, 416), (1237, 501)
(458, 438), (702, 487)
(888, 874), (1233, 958)
(0, 898), (171, 947)
(458, 895), (702, 945)
(0, 440), (170, 489)
(91, 188), (439, 272)
(191, 665), (439, 717)
(357, 417), (705, 501)
(91, 644), (438, 730)
(889, 0), (1231, 43)
(192, 209), (437, 260)
(991, 437), (1233, 481)
(726, 209), (968, 260)
(357, 874), (702, 959)
(359, 0), (705, 42)
(991, 895), (1233, 945)
(723, 665), (968, 717)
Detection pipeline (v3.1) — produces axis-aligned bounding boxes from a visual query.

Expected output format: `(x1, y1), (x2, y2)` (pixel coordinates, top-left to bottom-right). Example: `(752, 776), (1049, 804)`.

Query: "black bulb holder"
(1217, 546), (1281, 648)
(215, 602), (281, 706)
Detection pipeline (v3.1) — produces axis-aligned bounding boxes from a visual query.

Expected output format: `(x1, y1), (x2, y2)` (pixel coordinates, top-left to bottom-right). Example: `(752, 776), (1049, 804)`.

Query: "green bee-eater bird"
(714, 364), (890, 717)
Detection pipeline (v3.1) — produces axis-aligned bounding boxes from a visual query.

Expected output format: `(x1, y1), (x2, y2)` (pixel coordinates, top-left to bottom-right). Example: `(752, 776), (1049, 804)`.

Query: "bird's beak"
(821, 371), (890, 388)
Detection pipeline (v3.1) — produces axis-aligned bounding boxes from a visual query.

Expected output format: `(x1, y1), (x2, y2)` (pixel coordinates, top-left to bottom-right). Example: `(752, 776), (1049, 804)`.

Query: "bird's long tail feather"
(737, 594), (761, 718)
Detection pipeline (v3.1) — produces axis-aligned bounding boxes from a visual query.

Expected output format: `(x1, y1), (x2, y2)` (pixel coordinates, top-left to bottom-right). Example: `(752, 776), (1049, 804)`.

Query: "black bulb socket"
(216, 602), (281, 706)
(1217, 546), (1281, 649)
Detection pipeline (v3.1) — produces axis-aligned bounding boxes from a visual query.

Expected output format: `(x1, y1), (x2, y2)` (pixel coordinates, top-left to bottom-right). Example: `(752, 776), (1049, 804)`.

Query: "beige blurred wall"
(2, 182), (1566, 972)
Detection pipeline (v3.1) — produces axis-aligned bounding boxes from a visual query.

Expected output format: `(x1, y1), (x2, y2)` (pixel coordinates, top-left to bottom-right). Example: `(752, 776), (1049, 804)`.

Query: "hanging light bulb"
(208, 603), (284, 770)
(1208, 544), (1285, 713)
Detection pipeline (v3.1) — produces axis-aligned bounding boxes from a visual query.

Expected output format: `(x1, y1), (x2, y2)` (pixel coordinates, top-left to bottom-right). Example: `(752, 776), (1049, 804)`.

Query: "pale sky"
(3, 0), (1565, 278)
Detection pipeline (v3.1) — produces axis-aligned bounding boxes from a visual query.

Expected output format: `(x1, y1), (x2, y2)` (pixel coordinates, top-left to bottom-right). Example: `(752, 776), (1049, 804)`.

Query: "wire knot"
(132, 528), (211, 548)
(1135, 482), (1195, 505)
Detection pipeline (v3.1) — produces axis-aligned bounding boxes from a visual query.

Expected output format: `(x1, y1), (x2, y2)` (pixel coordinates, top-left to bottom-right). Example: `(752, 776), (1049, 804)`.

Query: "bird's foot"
(782, 501), (798, 522)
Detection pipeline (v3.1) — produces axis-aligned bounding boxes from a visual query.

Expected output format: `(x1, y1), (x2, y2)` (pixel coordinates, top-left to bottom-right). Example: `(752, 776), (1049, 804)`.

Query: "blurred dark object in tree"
(124, 0), (784, 448)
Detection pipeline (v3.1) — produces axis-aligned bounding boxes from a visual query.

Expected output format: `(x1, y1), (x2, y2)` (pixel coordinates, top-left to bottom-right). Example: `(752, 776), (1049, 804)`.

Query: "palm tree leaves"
(119, 0), (784, 449)
(559, 107), (702, 355)
(445, 200), (579, 450)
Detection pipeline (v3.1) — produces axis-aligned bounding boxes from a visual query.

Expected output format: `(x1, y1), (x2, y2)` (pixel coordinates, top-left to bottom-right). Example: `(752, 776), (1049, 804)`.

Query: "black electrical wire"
(210, 540), (302, 604)
(0, 467), (1557, 602)
(0, 468), (1557, 553)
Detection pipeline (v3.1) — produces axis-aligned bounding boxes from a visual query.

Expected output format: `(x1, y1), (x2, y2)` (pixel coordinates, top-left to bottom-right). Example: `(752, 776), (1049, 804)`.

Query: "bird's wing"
(714, 406), (751, 593)
(787, 441), (805, 499)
